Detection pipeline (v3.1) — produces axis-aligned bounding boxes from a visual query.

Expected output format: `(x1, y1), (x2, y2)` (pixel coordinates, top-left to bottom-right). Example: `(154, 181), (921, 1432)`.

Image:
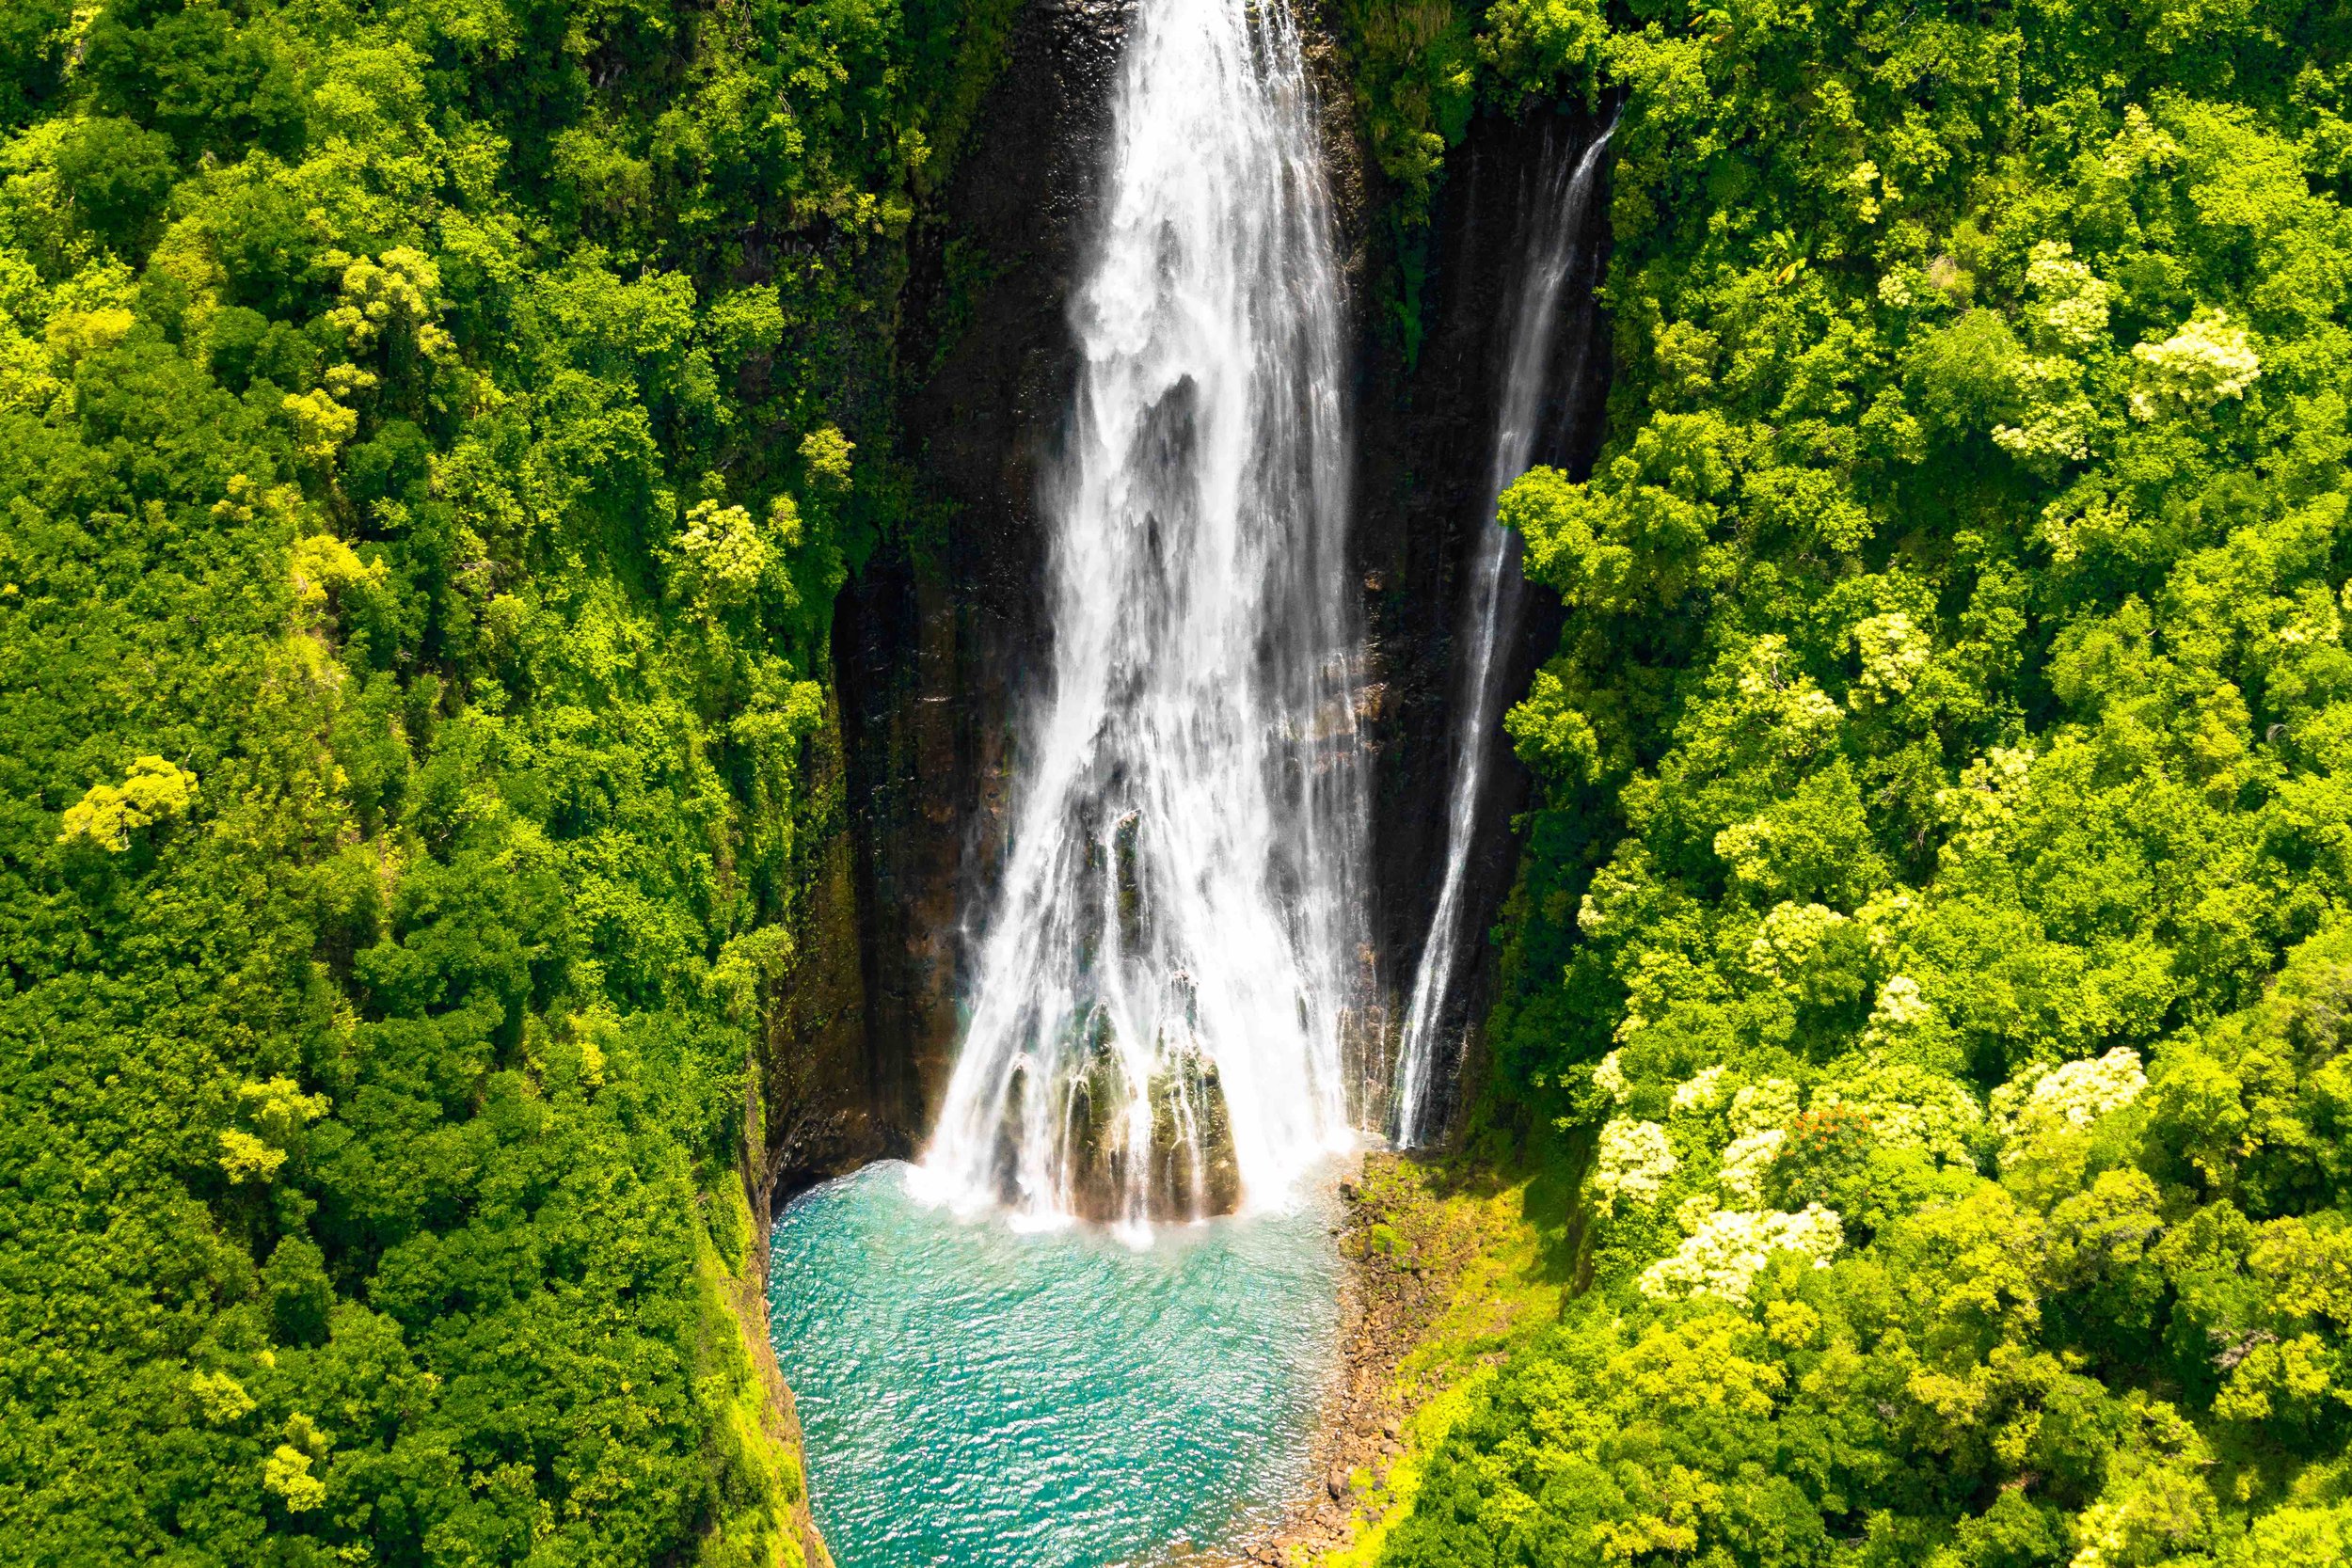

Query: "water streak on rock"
(1392, 121), (1614, 1147)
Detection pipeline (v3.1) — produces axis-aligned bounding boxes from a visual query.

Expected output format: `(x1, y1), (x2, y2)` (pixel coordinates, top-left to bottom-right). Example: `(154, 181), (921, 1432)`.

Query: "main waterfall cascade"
(1391, 121), (1615, 1148)
(915, 0), (1370, 1231)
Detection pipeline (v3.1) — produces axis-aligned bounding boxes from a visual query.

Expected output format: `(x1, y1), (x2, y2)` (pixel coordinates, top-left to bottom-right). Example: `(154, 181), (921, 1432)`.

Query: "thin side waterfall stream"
(1391, 123), (1613, 1146)
(772, 0), (1361, 1560)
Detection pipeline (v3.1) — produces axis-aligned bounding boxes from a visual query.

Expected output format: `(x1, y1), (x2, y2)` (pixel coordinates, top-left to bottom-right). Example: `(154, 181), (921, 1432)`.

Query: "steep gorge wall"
(768, 0), (1613, 1187)
(1360, 103), (1614, 1140)
(822, 0), (1134, 1173)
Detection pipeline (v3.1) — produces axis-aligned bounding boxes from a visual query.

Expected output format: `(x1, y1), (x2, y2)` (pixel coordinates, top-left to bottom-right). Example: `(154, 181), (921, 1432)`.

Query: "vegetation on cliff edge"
(1383, 0), (2352, 1564)
(0, 0), (1008, 1561)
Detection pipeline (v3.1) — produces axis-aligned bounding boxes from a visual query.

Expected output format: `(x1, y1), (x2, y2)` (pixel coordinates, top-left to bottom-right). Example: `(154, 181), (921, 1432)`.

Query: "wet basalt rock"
(1005, 1037), (1245, 1222)
(832, 0), (1138, 1159)
(1148, 1052), (1245, 1219)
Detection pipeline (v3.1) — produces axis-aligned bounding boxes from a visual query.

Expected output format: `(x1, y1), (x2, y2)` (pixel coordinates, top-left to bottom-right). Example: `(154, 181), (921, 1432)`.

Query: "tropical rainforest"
(6, 0), (2352, 1565)
(1379, 1), (2352, 1566)
(0, 0), (1009, 1560)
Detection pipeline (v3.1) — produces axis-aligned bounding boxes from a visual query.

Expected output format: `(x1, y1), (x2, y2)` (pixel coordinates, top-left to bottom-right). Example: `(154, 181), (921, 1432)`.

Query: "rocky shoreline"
(1208, 1152), (1481, 1567)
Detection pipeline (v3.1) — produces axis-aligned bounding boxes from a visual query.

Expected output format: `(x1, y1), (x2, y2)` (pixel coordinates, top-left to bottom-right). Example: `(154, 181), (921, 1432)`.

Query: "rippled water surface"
(767, 1163), (1343, 1567)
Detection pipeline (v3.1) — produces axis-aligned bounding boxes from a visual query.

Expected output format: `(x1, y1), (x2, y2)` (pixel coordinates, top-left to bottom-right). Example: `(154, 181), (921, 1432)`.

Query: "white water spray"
(916, 0), (1367, 1234)
(1391, 122), (1613, 1148)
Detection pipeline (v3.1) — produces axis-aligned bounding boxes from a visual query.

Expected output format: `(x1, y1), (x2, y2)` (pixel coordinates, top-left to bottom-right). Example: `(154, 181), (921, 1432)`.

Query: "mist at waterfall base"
(769, 1164), (1343, 1567)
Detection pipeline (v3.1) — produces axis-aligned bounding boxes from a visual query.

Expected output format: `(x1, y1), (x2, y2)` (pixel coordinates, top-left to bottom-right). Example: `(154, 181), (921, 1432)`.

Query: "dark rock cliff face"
(1358, 103), (1614, 1143)
(779, 0), (1613, 1189)
(758, 681), (884, 1195)
(823, 0), (1136, 1170)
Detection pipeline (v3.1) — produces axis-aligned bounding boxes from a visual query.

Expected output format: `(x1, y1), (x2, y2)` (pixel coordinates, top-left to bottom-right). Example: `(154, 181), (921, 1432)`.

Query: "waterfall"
(915, 0), (1367, 1235)
(1391, 121), (1613, 1148)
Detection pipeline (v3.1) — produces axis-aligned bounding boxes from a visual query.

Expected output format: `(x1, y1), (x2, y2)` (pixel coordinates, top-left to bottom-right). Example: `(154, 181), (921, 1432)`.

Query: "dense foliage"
(0, 0), (1009, 1561)
(1385, 0), (2352, 1563)
(15, 0), (2352, 1560)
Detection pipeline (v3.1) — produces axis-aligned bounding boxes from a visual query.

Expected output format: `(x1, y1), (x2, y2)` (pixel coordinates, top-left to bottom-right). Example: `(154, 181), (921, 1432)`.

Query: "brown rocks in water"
(1147, 1051), (1242, 1218)
(1024, 1020), (1243, 1222)
(988, 1059), (1028, 1207)
(1057, 1018), (1126, 1217)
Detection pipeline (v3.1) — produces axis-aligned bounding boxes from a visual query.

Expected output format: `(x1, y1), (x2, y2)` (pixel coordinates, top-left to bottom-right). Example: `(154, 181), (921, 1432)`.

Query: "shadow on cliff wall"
(1365, 103), (1615, 1146)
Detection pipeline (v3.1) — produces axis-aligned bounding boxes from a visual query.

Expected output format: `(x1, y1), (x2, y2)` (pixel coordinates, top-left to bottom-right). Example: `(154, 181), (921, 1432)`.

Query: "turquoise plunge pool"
(766, 1162), (1343, 1566)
